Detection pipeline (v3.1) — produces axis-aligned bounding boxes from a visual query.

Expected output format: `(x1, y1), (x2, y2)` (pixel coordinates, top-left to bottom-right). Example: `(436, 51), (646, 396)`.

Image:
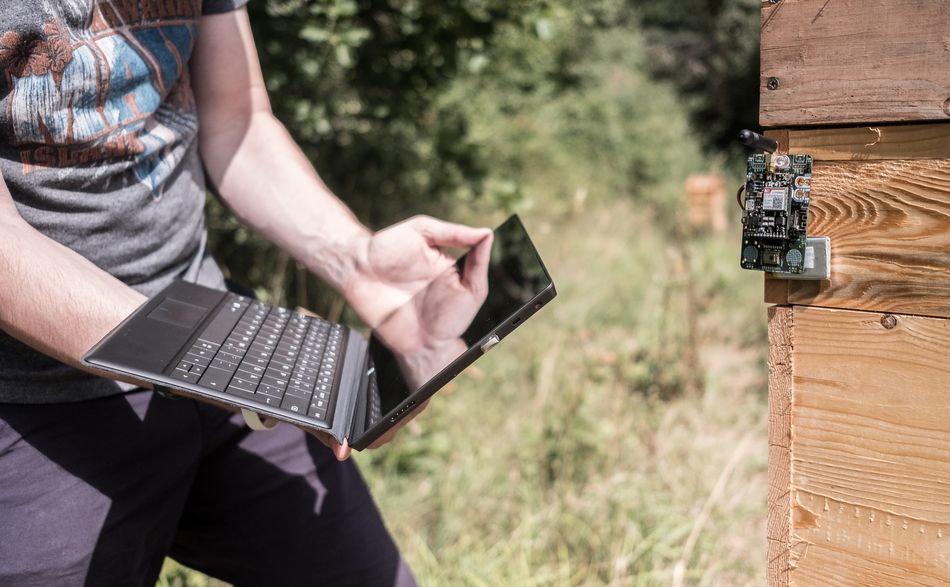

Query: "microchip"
(762, 187), (787, 211)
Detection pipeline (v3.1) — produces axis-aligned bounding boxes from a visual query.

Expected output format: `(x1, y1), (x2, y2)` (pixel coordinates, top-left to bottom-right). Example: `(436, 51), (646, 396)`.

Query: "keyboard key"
(170, 368), (199, 383)
(236, 368), (262, 383)
(183, 352), (211, 367)
(257, 383), (284, 398)
(211, 357), (239, 372)
(285, 385), (312, 399)
(195, 340), (219, 352)
(177, 360), (206, 376)
(218, 351), (243, 364)
(239, 362), (265, 375)
(265, 366), (292, 380)
(230, 376), (258, 393)
(242, 355), (269, 368)
(261, 374), (288, 389)
(280, 395), (308, 414)
(188, 346), (214, 360)
(225, 337), (250, 349)
(226, 385), (261, 403)
(246, 348), (272, 361)
(198, 366), (234, 391)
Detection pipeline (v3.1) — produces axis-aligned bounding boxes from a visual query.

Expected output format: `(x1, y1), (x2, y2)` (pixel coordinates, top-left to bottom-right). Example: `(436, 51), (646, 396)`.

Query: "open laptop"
(84, 215), (556, 450)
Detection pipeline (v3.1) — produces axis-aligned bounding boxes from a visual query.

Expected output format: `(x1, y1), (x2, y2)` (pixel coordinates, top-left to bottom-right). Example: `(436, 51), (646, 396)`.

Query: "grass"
(159, 195), (770, 586)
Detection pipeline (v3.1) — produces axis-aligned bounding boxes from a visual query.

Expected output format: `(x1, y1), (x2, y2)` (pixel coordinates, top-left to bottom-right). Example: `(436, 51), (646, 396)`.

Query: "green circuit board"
(739, 153), (812, 274)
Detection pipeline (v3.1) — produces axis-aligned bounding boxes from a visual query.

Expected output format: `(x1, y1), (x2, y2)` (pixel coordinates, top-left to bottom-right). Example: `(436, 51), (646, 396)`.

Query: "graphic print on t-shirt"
(0, 0), (201, 193)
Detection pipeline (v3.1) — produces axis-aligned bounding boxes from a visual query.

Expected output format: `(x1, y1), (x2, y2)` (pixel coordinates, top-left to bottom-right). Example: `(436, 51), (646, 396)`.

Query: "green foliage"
(212, 0), (551, 312)
(247, 0), (548, 223)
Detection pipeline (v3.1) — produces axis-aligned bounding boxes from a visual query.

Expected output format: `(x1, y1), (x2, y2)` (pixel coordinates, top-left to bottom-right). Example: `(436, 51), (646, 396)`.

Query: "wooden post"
(760, 2), (950, 584)
(685, 173), (727, 234)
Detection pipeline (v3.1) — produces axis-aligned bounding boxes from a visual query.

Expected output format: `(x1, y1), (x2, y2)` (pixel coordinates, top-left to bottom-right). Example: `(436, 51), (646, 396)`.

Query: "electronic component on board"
(737, 129), (828, 279)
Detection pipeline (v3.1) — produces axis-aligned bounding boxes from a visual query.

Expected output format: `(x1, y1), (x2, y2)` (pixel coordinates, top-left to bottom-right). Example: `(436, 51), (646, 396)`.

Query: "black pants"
(0, 389), (416, 587)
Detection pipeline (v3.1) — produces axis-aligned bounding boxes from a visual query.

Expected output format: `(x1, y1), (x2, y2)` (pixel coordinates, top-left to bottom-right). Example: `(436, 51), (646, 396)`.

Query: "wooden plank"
(786, 124), (950, 162)
(767, 306), (794, 586)
(764, 277), (789, 306)
(760, 0), (950, 127)
(783, 305), (950, 586)
(785, 158), (950, 318)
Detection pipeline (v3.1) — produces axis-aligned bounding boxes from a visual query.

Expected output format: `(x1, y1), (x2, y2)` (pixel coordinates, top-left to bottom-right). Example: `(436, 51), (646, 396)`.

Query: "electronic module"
(739, 151), (813, 274)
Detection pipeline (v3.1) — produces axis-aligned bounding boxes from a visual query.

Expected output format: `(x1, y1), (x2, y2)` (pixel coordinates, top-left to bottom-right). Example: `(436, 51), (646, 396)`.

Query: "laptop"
(84, 215), (556, 450)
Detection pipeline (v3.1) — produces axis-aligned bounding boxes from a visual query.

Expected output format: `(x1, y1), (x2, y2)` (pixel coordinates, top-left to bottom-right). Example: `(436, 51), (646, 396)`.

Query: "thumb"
(462, 232), (493, 295)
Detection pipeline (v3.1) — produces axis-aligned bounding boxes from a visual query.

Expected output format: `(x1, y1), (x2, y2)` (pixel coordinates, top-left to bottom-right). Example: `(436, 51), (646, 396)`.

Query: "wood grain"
(760, 0), (950, 127)
(767, 306), (794, 586)
(785, 159), (950, 318)
(784, 305), (950, 585)
(784, 124), (950, 162)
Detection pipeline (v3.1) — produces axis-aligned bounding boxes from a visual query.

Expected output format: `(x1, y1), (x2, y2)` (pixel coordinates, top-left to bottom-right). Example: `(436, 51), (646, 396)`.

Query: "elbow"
(198, 108), (277, 188)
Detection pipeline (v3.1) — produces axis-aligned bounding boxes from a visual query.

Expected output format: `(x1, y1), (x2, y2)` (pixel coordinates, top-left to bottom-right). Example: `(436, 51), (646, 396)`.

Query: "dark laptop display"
(84, 215), (556, 450)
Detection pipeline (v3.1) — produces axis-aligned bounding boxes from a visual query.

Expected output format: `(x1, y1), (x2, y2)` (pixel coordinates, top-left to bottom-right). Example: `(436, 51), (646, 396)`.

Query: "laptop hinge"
(327, 331), (368, 444)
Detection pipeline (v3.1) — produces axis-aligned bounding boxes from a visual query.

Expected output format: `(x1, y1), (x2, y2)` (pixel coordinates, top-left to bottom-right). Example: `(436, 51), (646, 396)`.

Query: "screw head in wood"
(881, 314), (898, 329)
(767, 77), (780, 91)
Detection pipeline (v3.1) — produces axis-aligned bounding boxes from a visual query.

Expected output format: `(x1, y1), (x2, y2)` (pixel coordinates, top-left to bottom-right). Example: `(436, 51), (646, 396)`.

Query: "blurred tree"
(636, 0), (761, 153)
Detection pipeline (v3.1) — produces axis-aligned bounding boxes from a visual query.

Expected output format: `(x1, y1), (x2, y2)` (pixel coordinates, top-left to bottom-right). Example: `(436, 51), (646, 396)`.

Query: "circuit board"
(739, 152), (812, 274)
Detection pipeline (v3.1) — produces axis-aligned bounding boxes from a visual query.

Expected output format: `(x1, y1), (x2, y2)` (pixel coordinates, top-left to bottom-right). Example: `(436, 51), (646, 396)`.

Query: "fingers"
(410, 216), (492, 249)
(334, 438), (351, 461)
(462, 232), (493, 295)
(307, 430), (351, 461)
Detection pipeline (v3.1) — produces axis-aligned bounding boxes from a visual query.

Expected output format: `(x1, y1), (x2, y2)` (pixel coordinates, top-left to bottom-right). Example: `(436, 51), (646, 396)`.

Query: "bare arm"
(0, 174), (147, 382)
(190, 9), (492, 458)
(191, 9), (371, 297)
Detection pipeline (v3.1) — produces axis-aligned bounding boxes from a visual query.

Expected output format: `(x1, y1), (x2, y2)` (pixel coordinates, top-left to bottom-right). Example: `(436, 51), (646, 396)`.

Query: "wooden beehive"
(760, 1), (950, 585)
(685, 173), (727, 234)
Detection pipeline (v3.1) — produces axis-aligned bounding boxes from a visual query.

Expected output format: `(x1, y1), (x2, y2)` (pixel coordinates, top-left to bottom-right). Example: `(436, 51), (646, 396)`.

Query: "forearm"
(200, 112), (370, 292)
(193, 10), (369, 295)
(0, 200), (146, 376)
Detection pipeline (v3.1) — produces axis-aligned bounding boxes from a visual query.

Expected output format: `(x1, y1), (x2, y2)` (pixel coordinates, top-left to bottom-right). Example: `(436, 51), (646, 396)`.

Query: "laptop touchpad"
(147, 297), (207, 329)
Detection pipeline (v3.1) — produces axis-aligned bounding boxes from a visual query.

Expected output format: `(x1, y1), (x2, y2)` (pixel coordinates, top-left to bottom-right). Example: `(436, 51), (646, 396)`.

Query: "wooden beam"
(787, 158), (950, 318)
(777, 305), (950, 586)
(764, 278), (789, 306)
(767, 306), (794, 586)
(760, 0), (950, 127)
(785, 124), (950, 162)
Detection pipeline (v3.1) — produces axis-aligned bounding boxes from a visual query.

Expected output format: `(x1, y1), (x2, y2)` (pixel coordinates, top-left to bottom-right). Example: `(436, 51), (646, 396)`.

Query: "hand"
(341, 216), (493, 452)
(372, 231), (492, 386)
(344, 216), (492, 329)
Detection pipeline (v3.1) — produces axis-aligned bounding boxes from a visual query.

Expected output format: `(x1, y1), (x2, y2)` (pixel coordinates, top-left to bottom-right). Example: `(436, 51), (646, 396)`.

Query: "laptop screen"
(366, 215), (553, 426)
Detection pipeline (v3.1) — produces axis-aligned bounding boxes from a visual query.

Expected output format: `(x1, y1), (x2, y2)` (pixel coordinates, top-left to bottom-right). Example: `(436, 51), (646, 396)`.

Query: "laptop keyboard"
(168, 294), (345, 424)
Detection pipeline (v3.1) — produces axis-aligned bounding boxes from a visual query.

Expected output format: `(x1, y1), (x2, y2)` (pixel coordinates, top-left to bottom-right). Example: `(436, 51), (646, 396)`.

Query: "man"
(0, 1), (490, 585)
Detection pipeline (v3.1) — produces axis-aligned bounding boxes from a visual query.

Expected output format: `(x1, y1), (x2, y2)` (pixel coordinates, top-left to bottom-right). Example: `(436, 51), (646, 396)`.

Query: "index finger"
(411, 216), (492, 249)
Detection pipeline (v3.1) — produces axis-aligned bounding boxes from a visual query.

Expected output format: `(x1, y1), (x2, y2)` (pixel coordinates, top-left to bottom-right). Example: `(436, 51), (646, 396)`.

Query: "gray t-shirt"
(0, 0), (248, 403)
